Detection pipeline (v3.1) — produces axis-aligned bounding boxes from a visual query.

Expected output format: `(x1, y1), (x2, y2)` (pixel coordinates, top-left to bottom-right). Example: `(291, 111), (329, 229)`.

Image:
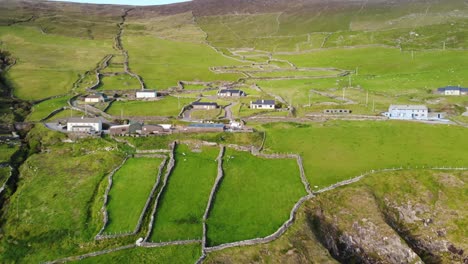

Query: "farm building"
(67, 117), (102, 133)
(141, 125), (170, 135)
(218, 89), (246, 97)
(437, 86), (468, 96)
(136, 89), (157, 99)
(192, 102), (218, 110)
(84, 93), (106, 103)
(109, 122), (142, 136)
(251, 99), (275, 109)
(186, 123), (225, 132)
(323, 109), (352, 114)
(383, 105), (428, 120)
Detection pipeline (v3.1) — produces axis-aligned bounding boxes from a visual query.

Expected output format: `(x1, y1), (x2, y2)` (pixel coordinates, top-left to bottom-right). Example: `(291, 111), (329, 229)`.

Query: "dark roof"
(438, 86), (468, 91)
(137, 89), (157, 93)
(252, 99), (275, 105)
(188, 123), (225, 128)
(87, 94), (104, 99)
(218, 89), (244, 94)
(192, 102), (218, 106)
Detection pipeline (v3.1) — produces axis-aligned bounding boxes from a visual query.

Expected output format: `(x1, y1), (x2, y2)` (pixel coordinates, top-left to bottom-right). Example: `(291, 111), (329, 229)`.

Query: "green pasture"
(150, 144), (219, 242)
(249, 69), (341, 78)
(190, 109), (224, 120)
(77, 244), (201, 264)
(97, 74), (141, 90)
(0, 166), (11, 185)
(207, 148), (306, 246)
(48, 109), (83, 121)
(26, 96), (70, 122)
(105, 157), (164, 234)
(259, 121), (468, 188)
(123, 36), (245, 89)
(0, 143), (19, 163)
(106, 97), (194, 117)
(0, 126), (125, 262)
(0, 26), (113, 100)
(123, 132), (263, 151)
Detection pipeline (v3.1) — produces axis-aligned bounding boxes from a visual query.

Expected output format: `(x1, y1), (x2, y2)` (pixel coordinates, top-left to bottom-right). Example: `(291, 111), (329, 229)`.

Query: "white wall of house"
(445, 90), (461, 96)
(384, 107), (428, 120)
(136, 91), (157, 98)
(67, 121), (102, 132)
(251, 103), (275, 109)
(85, 97), (102, 103)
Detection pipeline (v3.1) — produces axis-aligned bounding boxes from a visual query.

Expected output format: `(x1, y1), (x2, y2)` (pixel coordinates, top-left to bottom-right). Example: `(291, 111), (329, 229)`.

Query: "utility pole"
(348, 75), (352, 87)
(121, 109), (123, 120)
(308, 93), (311, 107)
(411, 50), (414, 60)
(372, 98), (375, 112)
(356, 67), (359, 76)
(443, 41), (446, 51)
(343, 87), (346, 100)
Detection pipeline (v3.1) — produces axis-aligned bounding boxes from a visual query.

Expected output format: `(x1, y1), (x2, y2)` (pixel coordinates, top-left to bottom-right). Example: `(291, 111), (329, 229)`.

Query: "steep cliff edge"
(206, 170), (467, 263)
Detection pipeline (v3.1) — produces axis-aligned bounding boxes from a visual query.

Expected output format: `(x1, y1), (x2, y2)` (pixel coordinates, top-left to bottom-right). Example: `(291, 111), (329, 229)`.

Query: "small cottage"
(250, 99), (275, 110)
(67, 117), (102, 133)
(218, 89), (246, 97)
(437, 86), (468, 96)
(136, 89), (157, 99)
(85, 94), (106, 103)
(383, 105), (428, 120)
(192, 102), (218, 110)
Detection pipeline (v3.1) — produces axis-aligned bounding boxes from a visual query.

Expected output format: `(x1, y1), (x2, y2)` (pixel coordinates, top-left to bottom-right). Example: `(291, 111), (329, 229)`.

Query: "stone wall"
(45, 244), (136, 264)
(95, 156), (129, 240)
(200, 146), (225, 258)
(144, 142), (177, 242)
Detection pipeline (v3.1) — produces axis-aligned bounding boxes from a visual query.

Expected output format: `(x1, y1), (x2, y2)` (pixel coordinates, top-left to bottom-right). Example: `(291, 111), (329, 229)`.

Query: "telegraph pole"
(366, 90), (369, 107)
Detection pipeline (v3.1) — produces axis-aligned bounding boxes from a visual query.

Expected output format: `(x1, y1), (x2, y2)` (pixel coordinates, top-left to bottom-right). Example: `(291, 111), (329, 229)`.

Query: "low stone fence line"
(139, 239), (201, 248)
(200, 146), (225, 258)
(306, 114), (387, 121)
(204, 194), (314, 253)
(133, 153), (167, 159)
(95, 156), (129, 240)
(44, 244), (135, 264)
(133, 157), (168, 235)
(313, 166), (468, 195)
(135, 149), (171, 154)
(144, 142), (177, 242)
(0, 165), (13, 195)
(40, 107), (66, 122)
(112, 136), (136, 149)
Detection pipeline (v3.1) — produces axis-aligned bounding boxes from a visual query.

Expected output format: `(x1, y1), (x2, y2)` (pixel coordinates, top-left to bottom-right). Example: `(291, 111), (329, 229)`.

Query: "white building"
(67, 117), (102, 133)
(84, 94), (105, 103)
(250, 99), (275, 110)
(136, 89), (157, 99)
(383, 105), (428, 120)
(437, 86), (468, 96)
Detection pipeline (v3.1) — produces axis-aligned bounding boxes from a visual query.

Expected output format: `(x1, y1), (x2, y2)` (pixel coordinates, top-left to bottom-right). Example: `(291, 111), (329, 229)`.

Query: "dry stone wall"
(45, 244), (136, 264)
(144, 142), (177, 242)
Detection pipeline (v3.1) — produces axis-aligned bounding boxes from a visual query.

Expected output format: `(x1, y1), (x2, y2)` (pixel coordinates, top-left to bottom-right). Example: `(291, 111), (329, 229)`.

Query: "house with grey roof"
(84, 93), (106, 103)
(192, 102), (218, 110)
(218, 89), (246, 97)
(136, 89), (157, 99)
(250, 99), (275, 110)
(437, 86), (468, 96)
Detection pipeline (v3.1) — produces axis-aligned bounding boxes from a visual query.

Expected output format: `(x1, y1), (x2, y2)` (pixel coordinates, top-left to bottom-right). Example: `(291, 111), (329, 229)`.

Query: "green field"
(26, 96), (70, 121)
(260, 121), (468, 188)
(97, 74), (141, 90)
(77, 244), (201, 264)
(190, 108), (224, 120)
(0, 26), (113, 100)
(249, 69), (341, 78)
(106, 97), (194, 117)
(150, 144), (219, 242)
(207, 148), (306, 246)
(0, 143), (19, 163)
(104, 157), (164, 234)
(0, 166), (11, 186)
(0, 126), (125, 262)
(123, 36), (245, 89)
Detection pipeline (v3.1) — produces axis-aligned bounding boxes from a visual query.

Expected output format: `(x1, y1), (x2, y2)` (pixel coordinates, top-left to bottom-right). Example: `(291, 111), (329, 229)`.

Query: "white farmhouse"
(437, 86), (468, 96)
(384, 105), (428, 120)
(67, 117), (102, 133)
(84, 93), (106, 103)
(136, 89), (157, 99)
(250, 99), (275, 110)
